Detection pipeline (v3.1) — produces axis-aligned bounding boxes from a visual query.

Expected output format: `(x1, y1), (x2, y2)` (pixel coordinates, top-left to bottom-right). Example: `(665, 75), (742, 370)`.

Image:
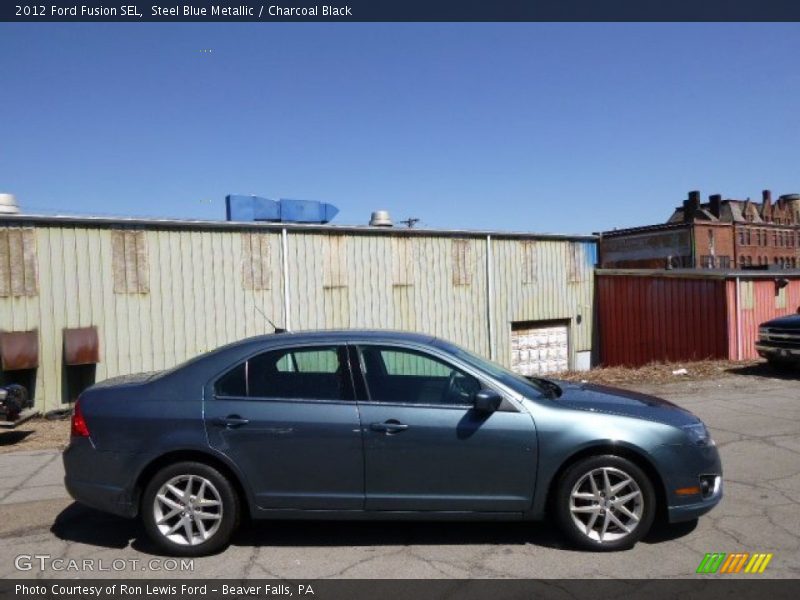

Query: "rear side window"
(214, 346), (352, 401)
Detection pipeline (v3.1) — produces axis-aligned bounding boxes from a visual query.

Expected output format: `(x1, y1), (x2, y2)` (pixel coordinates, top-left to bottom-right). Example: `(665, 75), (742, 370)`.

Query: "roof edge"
(0, 213), (597, 242)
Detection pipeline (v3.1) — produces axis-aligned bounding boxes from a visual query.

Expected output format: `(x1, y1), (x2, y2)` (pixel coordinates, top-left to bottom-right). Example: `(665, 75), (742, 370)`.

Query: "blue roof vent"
(225, 195), (339, 224)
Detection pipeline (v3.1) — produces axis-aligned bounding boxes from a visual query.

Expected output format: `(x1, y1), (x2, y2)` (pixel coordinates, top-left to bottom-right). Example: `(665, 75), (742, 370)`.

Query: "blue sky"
(2, 23), (800, 234)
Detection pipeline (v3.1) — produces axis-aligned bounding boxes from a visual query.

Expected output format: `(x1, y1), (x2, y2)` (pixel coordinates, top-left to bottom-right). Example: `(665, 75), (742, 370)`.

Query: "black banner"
(6, 0), (800, 22)
(1, 580), (799, 600)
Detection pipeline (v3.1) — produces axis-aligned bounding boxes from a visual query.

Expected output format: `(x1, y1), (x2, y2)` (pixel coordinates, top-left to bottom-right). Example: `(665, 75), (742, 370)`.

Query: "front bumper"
(652, 442), (723, 523)
(755, 342), (800, 361)
(667, 474), (723, 523)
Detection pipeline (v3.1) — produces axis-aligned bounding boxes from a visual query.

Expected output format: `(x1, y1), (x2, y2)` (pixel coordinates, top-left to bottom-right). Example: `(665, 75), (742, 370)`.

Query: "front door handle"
(370, 420), (409, 434)
(212, 415), (250, 428)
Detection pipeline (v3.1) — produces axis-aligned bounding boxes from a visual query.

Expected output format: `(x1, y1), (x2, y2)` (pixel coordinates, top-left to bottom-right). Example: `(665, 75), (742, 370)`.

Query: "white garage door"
(511, 323), (569, 376)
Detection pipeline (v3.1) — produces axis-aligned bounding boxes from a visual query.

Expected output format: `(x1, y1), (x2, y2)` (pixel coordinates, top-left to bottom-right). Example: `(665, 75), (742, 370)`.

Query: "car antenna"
(254, 306), (287, 334)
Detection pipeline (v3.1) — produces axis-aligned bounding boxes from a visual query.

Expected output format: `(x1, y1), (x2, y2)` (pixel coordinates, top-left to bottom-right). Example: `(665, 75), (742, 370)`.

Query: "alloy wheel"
(569, 466), (643, 543)
(153, 474), (223, 546)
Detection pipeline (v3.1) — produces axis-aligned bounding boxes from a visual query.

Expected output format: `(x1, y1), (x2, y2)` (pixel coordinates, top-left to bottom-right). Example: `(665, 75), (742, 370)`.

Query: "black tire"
(141, 461), (239, 556)
(767, 357), (795, 372)
(554, 455), (656, 551)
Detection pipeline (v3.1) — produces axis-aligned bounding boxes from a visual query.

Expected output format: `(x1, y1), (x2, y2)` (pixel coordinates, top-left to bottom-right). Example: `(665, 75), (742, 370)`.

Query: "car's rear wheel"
(142, 461), (239, 556)
(555, 455), (656, 551)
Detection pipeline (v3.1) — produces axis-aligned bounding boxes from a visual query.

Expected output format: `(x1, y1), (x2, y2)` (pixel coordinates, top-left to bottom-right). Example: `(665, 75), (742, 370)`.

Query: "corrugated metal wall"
(491, 239), (595, 367)
(0, 223), (596, 411)
(725, 279), (800, 360)
(597, 275), (729, 367)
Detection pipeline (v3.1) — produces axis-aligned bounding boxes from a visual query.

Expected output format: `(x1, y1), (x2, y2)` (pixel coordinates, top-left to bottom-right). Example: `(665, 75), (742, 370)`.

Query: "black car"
(756, 314), (800, 368)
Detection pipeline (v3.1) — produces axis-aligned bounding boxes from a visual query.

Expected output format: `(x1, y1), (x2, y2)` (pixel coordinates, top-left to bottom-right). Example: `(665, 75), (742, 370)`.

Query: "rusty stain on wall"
(0, 228), (38, 297)
(0, 330), (39, 370)
(323, 236), (348, 289)
(111, 230), (149, 294)
(391, 237), (414, 286)
(452, 239), (472, 286)
(241, 233), (271, 290)
(521, 241), (537, 284)
(63, 326), (100, 365)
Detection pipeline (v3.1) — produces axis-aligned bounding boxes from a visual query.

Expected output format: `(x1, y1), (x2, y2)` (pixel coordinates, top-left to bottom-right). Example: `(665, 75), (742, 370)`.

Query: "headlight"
(683, 422), (714, 446)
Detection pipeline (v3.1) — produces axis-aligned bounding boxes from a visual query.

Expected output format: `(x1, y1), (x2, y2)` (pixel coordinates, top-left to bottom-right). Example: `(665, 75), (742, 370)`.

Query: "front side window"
(358, 345), (481, 406)
(215, 345), (351, 401)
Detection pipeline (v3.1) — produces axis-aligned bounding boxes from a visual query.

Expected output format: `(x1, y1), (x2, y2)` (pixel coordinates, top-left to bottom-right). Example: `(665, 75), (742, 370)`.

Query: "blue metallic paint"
(63, 330), (722, 528)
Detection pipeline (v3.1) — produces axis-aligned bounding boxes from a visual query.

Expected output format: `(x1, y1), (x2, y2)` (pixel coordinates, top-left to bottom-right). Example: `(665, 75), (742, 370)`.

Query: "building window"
(451, 239), (472, 286)
(718, 256), (731, 269)
(241, 233), (271, 291)
(0, 228), (38, 297)
(700, 255), (715, 269)
(111, 230), (148, 294)
(738, 229), (745, 245)
(745, 229), (751, 246)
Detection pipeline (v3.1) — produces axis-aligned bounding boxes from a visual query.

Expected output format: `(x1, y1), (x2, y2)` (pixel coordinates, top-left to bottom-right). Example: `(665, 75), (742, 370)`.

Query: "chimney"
(684, 190), (701, 222)
(762, 189), (772, 218)
(709, 194), (722, 218)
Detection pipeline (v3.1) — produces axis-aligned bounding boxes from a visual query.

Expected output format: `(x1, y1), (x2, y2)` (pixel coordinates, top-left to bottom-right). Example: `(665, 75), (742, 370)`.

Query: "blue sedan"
(63, 330), (722, 556)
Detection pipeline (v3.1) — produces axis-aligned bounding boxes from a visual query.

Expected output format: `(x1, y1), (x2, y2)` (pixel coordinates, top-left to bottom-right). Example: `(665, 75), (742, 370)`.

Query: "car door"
(203, 344), (364, 510)
(352, 343), (537, 512)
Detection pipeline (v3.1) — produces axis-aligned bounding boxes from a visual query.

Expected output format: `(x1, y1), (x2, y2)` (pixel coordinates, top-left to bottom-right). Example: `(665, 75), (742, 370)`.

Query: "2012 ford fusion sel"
(63, 330), (722, 556)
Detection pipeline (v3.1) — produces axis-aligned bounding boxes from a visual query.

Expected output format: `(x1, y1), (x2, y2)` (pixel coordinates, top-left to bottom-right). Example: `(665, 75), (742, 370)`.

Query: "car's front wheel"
(555, 455), (656, 551)
(141, 461), (239, 556)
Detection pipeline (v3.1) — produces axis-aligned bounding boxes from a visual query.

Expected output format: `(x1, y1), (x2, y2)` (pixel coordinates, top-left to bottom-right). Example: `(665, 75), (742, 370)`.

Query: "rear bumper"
(64, 477), (137, 518)
(62, 439), (138, 518)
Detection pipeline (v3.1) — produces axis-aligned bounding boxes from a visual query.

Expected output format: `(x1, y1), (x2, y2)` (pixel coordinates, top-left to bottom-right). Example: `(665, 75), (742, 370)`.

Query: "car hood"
(553, 381), (700, 427)
(761, 314), (800, 330)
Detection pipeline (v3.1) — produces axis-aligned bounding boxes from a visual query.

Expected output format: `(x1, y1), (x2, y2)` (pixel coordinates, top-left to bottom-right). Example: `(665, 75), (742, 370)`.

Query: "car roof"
(220, 329), (439, 351)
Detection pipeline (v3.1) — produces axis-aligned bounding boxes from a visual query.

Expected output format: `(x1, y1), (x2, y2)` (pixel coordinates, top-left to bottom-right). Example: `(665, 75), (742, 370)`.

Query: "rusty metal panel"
(597, 274), (728, 367)
(0, 330), (39, 370)
(63, 326), (99, 365)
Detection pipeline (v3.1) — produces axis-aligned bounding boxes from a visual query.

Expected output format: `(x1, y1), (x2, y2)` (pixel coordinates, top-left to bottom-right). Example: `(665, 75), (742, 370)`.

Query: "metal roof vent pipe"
(0, 193), (20, 214)
(369, 210), (393, 227)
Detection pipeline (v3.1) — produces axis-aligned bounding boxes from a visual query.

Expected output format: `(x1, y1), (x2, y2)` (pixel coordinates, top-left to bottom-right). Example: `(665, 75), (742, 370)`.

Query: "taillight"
(71, 399), (90, 438)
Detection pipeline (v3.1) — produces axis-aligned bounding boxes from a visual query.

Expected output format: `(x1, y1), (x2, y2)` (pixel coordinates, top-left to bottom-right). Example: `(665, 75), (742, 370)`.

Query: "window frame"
(211, 343), (356, 404)
(348, 342), (504, 410)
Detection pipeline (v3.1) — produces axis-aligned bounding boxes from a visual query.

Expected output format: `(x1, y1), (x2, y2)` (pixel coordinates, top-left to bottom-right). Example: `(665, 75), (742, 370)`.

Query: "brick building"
(599, 190), (800, 269)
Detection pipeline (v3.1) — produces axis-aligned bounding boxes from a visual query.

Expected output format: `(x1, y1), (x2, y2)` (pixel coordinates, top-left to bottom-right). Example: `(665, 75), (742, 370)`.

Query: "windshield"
(432, 339), (548, 399)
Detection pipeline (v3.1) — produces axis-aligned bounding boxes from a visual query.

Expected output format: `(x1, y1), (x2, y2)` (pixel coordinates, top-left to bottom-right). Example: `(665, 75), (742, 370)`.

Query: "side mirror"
(473, 389), (502, 413)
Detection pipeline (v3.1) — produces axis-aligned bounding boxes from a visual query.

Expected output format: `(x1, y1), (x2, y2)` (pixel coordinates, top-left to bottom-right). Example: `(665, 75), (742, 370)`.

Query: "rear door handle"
(370, 420), (409, 434)
(212, 416), (250, 428)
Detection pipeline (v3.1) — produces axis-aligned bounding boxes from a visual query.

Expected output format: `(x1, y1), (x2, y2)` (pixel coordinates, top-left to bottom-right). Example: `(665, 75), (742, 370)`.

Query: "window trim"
(211, 343), (356, 404)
